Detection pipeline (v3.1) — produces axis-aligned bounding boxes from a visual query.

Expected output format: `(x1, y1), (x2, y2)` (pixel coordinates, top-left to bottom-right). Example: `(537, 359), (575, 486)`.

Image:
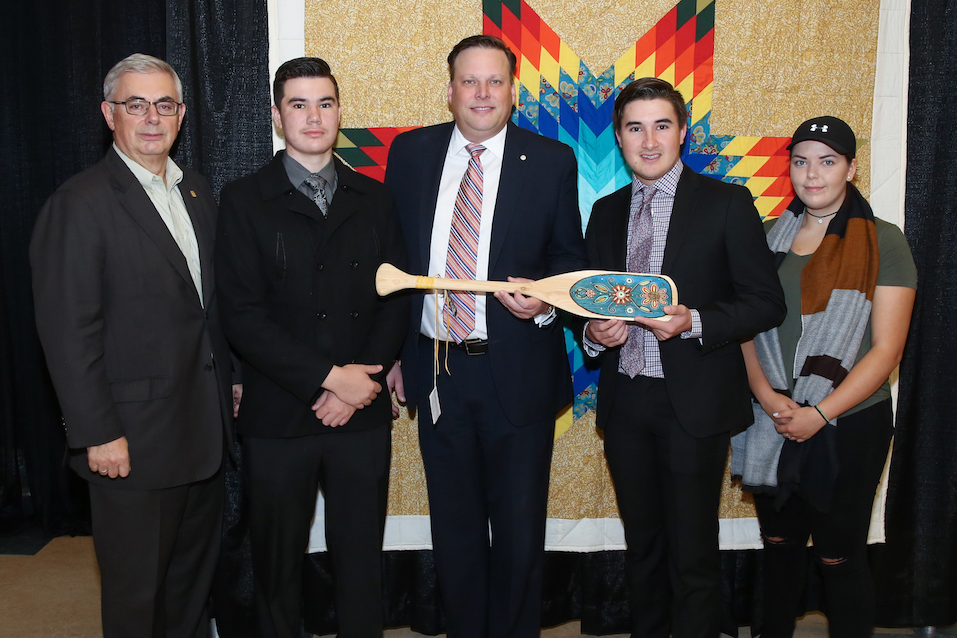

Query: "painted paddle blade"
(570, 273), (674, 319)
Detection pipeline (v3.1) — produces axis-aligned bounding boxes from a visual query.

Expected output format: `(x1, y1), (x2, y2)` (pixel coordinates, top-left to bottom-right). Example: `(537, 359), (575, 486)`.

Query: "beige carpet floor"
(0, 536), (102, 637)
(0, 536), (915, 637)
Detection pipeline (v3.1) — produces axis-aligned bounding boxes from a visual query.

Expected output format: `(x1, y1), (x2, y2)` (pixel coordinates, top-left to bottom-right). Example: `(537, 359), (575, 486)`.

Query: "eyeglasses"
(109, 99), (182, 116)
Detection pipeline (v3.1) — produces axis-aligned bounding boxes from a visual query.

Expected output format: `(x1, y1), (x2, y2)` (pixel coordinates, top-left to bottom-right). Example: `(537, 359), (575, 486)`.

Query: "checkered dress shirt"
(583, 160), (702, 377)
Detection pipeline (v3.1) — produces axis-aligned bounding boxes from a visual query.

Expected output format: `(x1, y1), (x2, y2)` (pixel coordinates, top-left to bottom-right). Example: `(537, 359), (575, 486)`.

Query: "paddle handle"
(376, 263), (522, 296)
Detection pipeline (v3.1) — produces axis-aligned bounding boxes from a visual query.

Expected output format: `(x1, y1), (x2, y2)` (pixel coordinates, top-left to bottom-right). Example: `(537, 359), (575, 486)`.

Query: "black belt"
(422, 335), (489, 355)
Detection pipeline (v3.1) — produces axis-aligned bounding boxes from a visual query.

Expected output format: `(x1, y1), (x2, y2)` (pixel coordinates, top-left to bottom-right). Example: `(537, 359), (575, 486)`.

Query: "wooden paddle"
(375, 263), (677, 322)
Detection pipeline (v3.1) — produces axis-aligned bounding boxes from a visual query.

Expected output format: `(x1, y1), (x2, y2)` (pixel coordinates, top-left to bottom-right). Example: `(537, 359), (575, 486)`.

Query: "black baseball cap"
(787, 116), (857, 158)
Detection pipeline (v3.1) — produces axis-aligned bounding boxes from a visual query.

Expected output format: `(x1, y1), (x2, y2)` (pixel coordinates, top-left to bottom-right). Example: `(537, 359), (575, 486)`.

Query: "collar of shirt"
(631, 158), (683, 199)
(281, 151), (338, 200)
(448, 123), (508, 162)
(113, 143), (183, 192)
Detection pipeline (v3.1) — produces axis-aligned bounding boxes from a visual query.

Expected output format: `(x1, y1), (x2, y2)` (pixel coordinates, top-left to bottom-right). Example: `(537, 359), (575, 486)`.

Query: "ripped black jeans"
(753, 399), (894, 638)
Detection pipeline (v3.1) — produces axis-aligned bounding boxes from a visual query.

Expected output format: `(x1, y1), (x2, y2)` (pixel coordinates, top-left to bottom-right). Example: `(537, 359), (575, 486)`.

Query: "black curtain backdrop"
(870, 0), (957, 628)
(0, 0), (169, 538)
(0, 0), (271, 539)
(2, 0), (956, 634)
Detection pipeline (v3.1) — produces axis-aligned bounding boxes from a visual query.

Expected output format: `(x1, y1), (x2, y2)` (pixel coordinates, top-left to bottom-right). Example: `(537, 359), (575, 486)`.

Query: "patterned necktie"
(444, 143), (486, 343)
(620, 186), (657, 378)
(304, 173), (330, 217)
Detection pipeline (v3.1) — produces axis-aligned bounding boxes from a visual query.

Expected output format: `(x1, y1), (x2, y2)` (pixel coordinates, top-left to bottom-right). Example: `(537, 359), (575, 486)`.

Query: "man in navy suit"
(384, 35), (587, 638)
(583, 78), (785, 637)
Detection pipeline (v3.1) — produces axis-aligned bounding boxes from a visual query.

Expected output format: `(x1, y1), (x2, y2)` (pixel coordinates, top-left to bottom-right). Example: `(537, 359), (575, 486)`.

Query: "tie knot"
(305, 173), (326, 190)
(466, 143), (486, 158)
(641, 186), (657, 206)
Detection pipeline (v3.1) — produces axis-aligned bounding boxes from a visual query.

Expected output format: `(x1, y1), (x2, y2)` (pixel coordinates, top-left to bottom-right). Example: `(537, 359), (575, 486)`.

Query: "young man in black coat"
(215, 58), (408, 638)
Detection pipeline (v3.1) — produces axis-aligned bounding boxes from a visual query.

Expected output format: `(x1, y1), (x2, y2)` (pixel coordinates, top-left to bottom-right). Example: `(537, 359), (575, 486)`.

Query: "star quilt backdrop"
(334, 0), (794, 417)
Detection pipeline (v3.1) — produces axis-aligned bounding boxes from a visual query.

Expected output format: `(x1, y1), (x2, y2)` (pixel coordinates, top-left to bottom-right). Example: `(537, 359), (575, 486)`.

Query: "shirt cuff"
(582, 322), (606, 357)
(681, 309), (702, 340)
(534, 305), (557, 327)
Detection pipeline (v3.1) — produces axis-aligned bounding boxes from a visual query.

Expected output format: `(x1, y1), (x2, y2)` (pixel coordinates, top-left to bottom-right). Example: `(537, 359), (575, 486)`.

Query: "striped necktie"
(444, 143), (486, 343)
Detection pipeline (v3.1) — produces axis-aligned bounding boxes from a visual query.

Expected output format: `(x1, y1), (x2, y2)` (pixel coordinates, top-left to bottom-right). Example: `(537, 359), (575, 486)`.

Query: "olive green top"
(766, 217), (917, 418)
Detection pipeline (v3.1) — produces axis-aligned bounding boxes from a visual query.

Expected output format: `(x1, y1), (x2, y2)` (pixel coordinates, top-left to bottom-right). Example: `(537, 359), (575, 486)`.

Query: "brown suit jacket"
(30, 148), (231, 489)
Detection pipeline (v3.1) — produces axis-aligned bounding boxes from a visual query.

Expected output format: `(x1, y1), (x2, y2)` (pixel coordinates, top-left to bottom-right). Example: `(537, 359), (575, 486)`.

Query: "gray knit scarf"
(731, 184), (879, 511)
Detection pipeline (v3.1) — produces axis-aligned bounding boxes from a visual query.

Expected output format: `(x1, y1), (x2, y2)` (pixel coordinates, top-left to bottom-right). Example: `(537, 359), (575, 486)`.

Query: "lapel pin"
(520, 154), (527, 161)
(190, 190), (197, 198)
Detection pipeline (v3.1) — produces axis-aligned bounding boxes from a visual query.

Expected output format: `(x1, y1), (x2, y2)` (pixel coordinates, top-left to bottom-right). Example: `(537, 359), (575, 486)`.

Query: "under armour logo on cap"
(787, 115), (856, 158)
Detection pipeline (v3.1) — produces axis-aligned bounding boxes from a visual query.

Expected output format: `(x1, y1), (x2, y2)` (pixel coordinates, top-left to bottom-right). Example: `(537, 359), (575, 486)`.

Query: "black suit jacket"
(385, 122), (587, 426)
(585, 167), (786, 437)
(215, 153), (409, 437)
(30, 149), (231, 490)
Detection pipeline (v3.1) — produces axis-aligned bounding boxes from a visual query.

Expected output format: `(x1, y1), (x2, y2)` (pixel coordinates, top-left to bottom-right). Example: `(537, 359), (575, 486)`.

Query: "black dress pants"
(416, 340), (555, 638)
(89, 467), (224, 638)
(244, 426), (391, 638)
(603, 374), (729, 638)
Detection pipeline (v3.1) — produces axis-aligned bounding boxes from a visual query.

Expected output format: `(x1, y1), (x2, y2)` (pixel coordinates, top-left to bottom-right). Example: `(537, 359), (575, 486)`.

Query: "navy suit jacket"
(385, 122), (587, 426)
(585, 167), (786, 437)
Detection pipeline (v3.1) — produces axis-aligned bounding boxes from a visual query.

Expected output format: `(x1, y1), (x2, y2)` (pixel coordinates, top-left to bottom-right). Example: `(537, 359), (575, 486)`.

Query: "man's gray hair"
(103, 54), (183, 102)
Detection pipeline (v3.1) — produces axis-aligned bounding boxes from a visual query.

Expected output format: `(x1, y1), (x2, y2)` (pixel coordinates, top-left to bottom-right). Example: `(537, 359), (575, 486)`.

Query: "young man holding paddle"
(582, 78), (785, 637)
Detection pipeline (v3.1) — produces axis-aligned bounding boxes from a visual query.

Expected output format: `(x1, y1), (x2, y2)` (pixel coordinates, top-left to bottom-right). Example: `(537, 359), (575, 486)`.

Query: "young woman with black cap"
(731, 116), (917, 637)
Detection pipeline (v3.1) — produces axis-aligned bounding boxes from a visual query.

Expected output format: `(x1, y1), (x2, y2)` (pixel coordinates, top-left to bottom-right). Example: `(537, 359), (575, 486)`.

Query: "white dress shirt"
(114, 144), (204, 307)
(420, 125), (507, 341)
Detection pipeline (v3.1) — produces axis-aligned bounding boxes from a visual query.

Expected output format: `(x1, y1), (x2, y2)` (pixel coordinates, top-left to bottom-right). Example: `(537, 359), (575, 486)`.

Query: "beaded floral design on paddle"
(571, 274), (673, 319)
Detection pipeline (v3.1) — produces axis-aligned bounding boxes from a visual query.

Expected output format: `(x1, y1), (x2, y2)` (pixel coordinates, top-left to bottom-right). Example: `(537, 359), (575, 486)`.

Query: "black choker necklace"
(805, 208), (838, 224)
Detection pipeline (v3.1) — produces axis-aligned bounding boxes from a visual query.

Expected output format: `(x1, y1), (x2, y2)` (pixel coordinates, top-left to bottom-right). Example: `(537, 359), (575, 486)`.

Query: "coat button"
(204, 364), (213, 371)
(316, 263), (324, 271)
(318, 312), (327, 320)
(351, 311), (359, 319)
(350, 261), (358, 269)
